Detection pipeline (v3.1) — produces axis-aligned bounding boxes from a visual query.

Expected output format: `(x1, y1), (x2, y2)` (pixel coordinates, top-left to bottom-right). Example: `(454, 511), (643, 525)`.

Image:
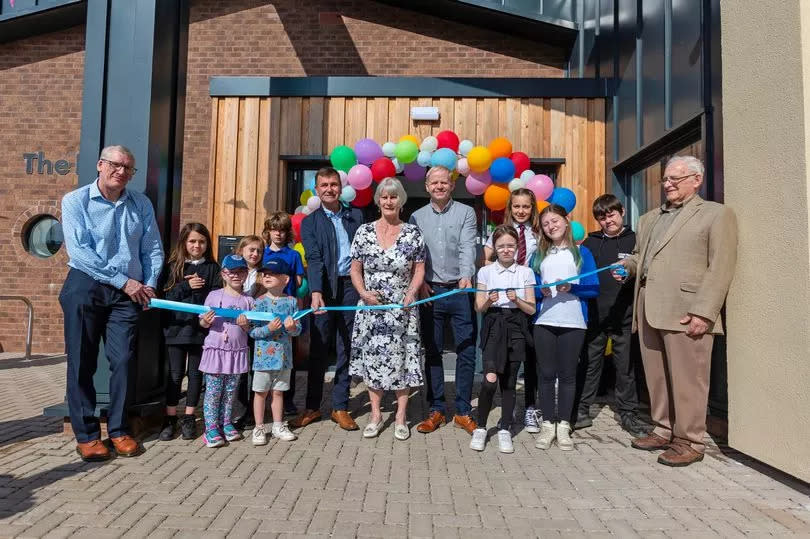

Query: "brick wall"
(181, 0), (567, 225)
(0, 26), (85, 354)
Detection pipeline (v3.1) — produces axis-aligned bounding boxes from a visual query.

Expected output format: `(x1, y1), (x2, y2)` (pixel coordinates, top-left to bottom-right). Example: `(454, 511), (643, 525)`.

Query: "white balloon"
(294, 205), (306, 214)
(382, 142), (396, 158)
(392, 158), (404, 174)
(306, 195), (321, 210)
(420, 136), (439, 152)
(338, 170), (349, 186)
(340, 185), (357, 203)
(459, 139), (474, 156)
(301, 206), (313, 215)
(519, 169), (535, 182)
(508, 178), (526, 192)
(416, 150), (432, 167)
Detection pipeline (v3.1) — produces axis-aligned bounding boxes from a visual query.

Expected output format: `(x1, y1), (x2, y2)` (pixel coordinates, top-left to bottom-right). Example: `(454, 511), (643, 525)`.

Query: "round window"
(24, 215), (63, 258)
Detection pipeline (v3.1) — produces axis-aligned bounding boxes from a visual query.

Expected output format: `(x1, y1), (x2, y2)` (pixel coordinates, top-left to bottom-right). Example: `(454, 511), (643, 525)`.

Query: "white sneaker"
(497, 429), (514, 454)
(524, 407), (541, 434)
(271, 422), (297, 442)
(535, 421), (556, 450)
(557, 420), (574, 451)
(251, 425), (267, 446)
(469, 428), (487, 451)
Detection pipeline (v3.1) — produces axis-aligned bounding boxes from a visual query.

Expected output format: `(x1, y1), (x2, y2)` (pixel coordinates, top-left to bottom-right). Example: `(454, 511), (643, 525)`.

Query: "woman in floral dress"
(349, 177), (426, 441)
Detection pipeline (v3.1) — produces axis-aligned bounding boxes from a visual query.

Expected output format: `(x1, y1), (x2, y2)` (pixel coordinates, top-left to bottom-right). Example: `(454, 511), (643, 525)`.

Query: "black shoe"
(233, 415), (255, 430)
(159, 416), (177, 441)
(180, 414), (197, 440)
(574, 414), (593, 430)
(620, 413), (649, 438)
(283, 401), (298, 416)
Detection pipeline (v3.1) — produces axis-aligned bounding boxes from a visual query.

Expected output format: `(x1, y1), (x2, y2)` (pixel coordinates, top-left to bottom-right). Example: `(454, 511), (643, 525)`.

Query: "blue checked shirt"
(323, 205), (352, 276)
(61, 179), (164, 289)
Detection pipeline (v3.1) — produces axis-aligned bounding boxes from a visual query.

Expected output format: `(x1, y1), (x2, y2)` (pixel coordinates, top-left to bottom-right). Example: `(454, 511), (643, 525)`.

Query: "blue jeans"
(419, 283), (476, 416)
(59, 269), (140, 442)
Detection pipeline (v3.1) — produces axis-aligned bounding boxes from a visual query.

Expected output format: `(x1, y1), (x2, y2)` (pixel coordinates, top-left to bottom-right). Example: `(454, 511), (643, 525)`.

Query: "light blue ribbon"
(149, 264), (626, 322)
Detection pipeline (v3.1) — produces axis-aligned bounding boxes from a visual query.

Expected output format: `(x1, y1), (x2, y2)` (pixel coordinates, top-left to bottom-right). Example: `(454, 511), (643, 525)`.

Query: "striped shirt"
(61, 179), (164, 289)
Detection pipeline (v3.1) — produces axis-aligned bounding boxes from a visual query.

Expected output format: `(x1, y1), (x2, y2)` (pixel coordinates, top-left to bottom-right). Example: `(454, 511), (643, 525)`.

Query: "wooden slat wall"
(208, 96), (607, 251)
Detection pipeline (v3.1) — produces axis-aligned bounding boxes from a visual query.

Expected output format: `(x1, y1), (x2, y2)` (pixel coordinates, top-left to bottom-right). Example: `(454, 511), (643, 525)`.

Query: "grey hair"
(426, 165), (452, 182)
(374, 177), (408, 208)
(665, 155), (704, 176)
(99, 145), (135, 163)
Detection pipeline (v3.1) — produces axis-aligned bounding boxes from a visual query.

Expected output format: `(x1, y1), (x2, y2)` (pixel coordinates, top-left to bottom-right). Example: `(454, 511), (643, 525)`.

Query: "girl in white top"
(236, 235), (264, 295)
(470, 225), (536, 454)
(530, 204), (599, 452)
(483, 188), (539, 265)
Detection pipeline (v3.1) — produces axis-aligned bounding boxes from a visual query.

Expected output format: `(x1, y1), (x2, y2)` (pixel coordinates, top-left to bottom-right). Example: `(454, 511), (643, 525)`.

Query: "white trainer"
(497, 429), (514, 454)
(251, 425), (267, 446)
(557, 420), (574, 451)
(469, 428), (487, 451)
(535, 421), (556, 450)
(272, 422), (297, 442)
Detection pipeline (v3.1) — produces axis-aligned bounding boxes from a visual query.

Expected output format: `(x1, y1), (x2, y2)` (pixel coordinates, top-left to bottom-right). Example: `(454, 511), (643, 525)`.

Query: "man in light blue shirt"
(59, 145), (163, 462)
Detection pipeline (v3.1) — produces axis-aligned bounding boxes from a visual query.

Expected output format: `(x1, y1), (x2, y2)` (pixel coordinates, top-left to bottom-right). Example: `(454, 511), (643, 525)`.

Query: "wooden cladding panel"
(208, 96), (607, 245)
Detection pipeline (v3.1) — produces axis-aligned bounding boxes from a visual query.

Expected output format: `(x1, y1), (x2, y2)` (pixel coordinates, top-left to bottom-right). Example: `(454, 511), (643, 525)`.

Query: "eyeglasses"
(659, 173), (696, 185)
(495, 244), (517, 251)
(101, 159), (137, 175)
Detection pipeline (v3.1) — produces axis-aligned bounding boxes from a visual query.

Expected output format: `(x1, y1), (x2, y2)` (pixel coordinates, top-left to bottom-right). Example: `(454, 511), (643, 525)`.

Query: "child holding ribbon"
(198, 254), (254, 448)
(248, 257), (302, 445)
(530, 204), (599, 451)
(470, 225), (536, 453)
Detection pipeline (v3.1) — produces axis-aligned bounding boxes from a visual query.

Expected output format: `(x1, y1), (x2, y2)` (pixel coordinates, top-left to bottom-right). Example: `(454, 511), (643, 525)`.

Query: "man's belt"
(427, 280), (459, 288)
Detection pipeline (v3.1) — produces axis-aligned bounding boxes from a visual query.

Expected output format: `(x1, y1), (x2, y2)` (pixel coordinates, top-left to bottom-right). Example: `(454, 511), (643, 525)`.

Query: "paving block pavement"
(0, 352), (809, 537)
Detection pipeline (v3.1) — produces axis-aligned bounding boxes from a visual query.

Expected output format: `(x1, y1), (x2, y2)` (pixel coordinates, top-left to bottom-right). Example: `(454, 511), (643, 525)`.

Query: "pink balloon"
(457, 158), (470, 175)
(338, 170), (348, 186)
(526, 174), (554, 201)
(465, 170), (492, 196)
(403, 161), (426, 181)
(347, 164), (373, 190)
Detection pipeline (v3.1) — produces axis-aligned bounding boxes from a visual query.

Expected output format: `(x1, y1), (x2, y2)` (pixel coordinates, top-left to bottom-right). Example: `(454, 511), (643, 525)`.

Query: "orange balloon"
(536, 199), (550, 212)
(488, 137), (513, 160)
(399, 134), (420, 146)
(483, 184), (510, 211)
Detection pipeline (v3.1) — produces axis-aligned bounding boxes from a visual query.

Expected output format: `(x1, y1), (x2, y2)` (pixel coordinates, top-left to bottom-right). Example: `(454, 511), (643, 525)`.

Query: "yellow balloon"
(294, 242), (307, 267)
(299, 190), (312, 206)
(467, 146), (493, 173)
(399, 134), (420, 146)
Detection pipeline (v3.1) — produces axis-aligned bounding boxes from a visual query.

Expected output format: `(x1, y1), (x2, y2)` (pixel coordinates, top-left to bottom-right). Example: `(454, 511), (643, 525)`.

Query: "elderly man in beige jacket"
(614, 155), (737, 467)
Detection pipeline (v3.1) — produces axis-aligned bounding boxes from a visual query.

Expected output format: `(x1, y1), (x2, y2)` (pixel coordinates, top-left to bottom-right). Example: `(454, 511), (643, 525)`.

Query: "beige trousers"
(637, 287), (714, 452)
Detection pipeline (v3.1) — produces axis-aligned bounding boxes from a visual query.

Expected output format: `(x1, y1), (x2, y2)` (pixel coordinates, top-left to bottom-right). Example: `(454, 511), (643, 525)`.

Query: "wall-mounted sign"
(23, 152), (75, 175)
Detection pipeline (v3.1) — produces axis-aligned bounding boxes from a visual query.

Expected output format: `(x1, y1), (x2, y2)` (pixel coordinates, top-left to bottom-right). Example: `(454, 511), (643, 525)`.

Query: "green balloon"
(296, 277), (310, 299)
(394, 140), (418, 164)
(330, 145), (357, 172)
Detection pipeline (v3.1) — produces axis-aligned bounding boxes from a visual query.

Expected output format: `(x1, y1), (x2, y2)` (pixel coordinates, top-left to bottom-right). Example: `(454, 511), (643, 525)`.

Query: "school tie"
(517, 224), (527, 265)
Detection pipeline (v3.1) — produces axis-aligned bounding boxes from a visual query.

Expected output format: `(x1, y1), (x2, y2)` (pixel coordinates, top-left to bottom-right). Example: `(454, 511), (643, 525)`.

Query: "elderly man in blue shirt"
(59, 145), (163, 462)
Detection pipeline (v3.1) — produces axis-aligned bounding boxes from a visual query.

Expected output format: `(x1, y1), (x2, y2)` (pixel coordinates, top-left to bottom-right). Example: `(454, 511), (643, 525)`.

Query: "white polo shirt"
(476, 261), (536, 308)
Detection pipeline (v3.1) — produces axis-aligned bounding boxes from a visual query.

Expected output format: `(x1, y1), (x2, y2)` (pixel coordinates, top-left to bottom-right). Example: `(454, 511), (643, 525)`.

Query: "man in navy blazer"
(290, 167), (364, 431)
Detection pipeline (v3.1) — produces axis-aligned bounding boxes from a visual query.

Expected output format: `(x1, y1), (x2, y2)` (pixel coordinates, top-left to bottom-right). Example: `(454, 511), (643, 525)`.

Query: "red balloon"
(351, 186), (374, 207)
(510, 151), (531, 176)
(370, 157), (396, 183)
(291, 213), (306, 242)
(436, 130), (460, 153)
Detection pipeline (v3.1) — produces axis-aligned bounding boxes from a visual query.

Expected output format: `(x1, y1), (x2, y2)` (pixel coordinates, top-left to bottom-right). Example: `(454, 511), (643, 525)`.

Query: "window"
(24, 215), (63, 258)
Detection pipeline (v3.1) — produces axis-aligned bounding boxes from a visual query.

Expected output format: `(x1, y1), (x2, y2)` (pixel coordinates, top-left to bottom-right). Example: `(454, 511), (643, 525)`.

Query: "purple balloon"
(403, 161), (426, 182)
(354, 138), (384, 166)
(465, 170), (492, 196)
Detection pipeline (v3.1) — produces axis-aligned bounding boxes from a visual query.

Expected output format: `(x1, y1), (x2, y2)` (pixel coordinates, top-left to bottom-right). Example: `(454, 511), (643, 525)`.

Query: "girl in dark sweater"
(158, 223), (222, 440)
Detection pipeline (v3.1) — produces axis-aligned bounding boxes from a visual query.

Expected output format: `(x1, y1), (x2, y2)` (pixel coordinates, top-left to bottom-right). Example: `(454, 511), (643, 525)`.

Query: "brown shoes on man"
(657, 442), (705, 467)
(631, 432), (670, 451)
(289, 409), (322, 428)
(110, 435), (140, 457)
(330, 410), (359, 431)
(452, 415), (477, 435)
(75, 439), (111, 462)
(416, 411), (446, 433)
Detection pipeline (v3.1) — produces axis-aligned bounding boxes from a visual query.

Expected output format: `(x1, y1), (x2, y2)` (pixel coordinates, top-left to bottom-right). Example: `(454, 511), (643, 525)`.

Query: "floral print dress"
(349, 222), (425, 390)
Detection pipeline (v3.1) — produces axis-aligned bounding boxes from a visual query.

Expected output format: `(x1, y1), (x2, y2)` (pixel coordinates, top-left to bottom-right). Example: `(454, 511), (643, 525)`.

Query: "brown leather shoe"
(289, 409), (322, 429)
(75, 439), (111, 462)
(416, 411), (446, 433)
(110, 435), (140, 457)
(658, 442), (704, 467)
(330, 410), (359, 431)
(631, 432), (670, 451)
(453, 414), (477, 435)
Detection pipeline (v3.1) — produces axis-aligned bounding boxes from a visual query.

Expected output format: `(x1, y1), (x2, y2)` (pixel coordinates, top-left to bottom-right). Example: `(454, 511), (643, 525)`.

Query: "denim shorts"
(252, 369), (291, 392)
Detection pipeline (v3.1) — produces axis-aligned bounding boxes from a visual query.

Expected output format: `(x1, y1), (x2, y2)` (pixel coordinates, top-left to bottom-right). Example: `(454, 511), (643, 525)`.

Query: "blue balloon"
(429, 147), (458, 171)
(549, 187), (577, 214)
(489, 157), (516, 184)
